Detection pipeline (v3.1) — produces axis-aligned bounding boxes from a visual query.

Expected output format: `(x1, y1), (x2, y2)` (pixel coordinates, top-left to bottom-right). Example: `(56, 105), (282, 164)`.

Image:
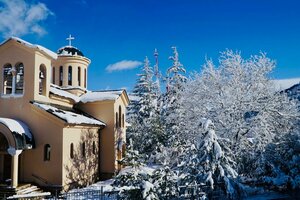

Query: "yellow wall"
(0, 38), (129, 189)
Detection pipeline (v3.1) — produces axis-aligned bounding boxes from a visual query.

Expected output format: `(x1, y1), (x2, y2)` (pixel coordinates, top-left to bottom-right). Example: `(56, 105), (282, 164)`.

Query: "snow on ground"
(32, 102), (105, 126)
(273, 78), (300, 91)
(68, 165), (157, 193)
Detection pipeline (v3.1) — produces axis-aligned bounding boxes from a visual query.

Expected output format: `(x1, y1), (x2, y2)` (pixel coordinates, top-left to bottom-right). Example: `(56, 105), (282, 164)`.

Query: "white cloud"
(106, 60), (142, 73)
(0, 0), (53, 38)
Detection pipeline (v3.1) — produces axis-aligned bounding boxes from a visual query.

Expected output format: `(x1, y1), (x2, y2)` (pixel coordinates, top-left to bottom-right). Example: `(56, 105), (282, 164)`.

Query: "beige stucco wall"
(62, 126), (99, 190)
(0, 39), (129, 189)
(76, 94), (128, 177)
(52, 56), (90, 89)
(76, 101), (115, 176)
(0, 41), (65, 186)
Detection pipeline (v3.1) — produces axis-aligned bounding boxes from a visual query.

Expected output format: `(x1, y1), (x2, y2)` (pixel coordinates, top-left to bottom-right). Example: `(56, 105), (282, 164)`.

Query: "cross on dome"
(66, 34), (75, 46)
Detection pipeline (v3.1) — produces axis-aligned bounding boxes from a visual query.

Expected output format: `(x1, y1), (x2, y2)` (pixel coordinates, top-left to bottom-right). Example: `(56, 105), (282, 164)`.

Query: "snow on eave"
(0, 37), (58, 60)
(50, 84), (80, 103)
(60, 85), (87, 92)
(31, 101), (106, 127)
(0, 118), (33, 140)
(79, 89), (126, 103)
(273, 78), (300, 92)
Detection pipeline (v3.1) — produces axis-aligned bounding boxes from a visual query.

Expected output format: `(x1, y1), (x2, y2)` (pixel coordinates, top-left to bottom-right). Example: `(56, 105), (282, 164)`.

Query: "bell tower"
(52, 35), (90, 96)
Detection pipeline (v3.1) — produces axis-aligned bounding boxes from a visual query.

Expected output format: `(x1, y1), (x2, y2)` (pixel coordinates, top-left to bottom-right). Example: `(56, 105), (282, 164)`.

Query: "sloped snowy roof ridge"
(0, 118), (33, 139)
(273, 78), (300, 91)
(79, 89), (124, 103)
(32, 102), (106, 126)
(50, 84), (80, 103)
(0, 37), (58, 60)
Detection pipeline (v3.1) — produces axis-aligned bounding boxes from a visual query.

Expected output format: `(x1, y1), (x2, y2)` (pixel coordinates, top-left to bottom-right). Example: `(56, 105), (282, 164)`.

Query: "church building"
(0, 36), (129, 192)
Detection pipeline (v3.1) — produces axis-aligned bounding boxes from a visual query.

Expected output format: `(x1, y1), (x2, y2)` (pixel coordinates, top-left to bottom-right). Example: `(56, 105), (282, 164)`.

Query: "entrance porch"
(0, 118), (34, 189)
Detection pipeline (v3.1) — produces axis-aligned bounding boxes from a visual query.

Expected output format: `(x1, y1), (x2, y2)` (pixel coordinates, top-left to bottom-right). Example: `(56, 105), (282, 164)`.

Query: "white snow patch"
(80, 90), (123, 103)
(6, 37), (58, 59)
(50, 85), (80, 102)
(33, 102), (105, 126)
(273, 78), (300, 91)
(0, 118), (32, 139)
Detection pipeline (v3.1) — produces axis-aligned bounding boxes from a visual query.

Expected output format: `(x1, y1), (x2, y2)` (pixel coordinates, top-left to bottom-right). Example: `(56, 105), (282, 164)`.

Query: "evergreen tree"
(162, 47), (187, 147)
(127, 56), (164, 156)
(178, 119), (238, 198)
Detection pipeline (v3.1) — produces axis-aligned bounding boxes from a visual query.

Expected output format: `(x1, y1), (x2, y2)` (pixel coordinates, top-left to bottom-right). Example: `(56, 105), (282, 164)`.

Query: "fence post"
(101, 186), (104, 200)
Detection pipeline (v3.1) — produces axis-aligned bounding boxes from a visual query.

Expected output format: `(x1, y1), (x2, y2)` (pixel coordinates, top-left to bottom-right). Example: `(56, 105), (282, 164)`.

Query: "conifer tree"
(162, 46), (187, 147)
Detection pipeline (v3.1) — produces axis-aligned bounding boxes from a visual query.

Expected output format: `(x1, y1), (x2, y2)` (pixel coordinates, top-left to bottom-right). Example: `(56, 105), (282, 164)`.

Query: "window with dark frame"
(82, 142), (86, 157)
(44, 144), (51, 161)
(52, 67), (55, 84)
(70, 143), (74, 159)
(68, 66), (72, 85)
(92, 141), (96, 155)
(78, 67), (81, 86)
(119, 106), (122, 128)
(59, 66), (63, 86)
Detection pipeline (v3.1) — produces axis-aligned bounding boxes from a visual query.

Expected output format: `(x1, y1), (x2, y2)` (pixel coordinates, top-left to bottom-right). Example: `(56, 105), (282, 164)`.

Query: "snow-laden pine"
(127, 56), (164, 156)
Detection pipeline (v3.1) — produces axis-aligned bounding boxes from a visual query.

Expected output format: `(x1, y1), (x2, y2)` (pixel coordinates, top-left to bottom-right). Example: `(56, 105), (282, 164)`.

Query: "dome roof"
(57, 46), (84, 57)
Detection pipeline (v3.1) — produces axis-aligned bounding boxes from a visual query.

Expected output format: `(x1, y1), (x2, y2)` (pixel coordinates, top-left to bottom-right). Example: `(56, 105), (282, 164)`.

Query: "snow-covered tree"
(162, 47), (187, 147)
(152, 166), (179, 199)
(180, 50), (299, 173)
(254, 132), (300, 190)
(127, 56), (165, 156)
(177, 119), (238, 198)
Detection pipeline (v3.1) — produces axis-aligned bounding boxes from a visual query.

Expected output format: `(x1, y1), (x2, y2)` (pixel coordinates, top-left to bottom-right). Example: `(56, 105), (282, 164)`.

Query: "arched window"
(119, 106), (122, 128)
(84, 68), (87, 88)
(3, 64), (13, 94)
(122, 114), (125, 128)
(59, 66), (63, 86)
(70, 143), (74, 159)
(39, 64), (47, 96)
(52, 67), (55, 84)
(82, 142), (85, 158)
(68, 66), (72, 85)
(92, 141), (96, 155)
(15, 63), (24, 94)
(116, 112), (119, 128)
(44, 144), (51, 161)
(78, 67), (81, 86)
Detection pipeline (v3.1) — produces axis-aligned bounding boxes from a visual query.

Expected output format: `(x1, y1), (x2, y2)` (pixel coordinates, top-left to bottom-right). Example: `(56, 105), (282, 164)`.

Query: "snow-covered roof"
(0, 118), (34, 149)
(1, 37), (57, 60)
(50, 84), (80, 103)
(273, 78), (300, 91)
(57, 46), (84, 57)
(79, 90), (124, 103)
(0, 118), (33, 140)
(60, 85), (87, 92)
(32, 102), (106, 126)
(128, 94), (140, 102)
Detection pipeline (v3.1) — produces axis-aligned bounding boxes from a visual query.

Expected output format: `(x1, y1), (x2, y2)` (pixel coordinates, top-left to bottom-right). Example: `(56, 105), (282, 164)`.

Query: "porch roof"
(0, 118), (34, 150)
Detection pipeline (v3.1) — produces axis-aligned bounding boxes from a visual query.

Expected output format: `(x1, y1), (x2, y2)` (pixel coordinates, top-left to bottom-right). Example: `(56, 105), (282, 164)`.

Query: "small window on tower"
(78, 67), (81, 86)
(59, 66), (63, 86)
(68, 66), (72, 85)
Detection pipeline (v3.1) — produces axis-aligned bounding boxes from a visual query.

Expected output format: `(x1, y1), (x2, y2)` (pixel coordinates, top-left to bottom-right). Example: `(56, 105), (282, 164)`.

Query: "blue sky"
(0, 0), (300, 91)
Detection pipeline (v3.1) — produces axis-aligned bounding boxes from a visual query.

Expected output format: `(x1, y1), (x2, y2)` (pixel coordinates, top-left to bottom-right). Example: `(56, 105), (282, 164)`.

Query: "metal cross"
(66, 34), (75, 46)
